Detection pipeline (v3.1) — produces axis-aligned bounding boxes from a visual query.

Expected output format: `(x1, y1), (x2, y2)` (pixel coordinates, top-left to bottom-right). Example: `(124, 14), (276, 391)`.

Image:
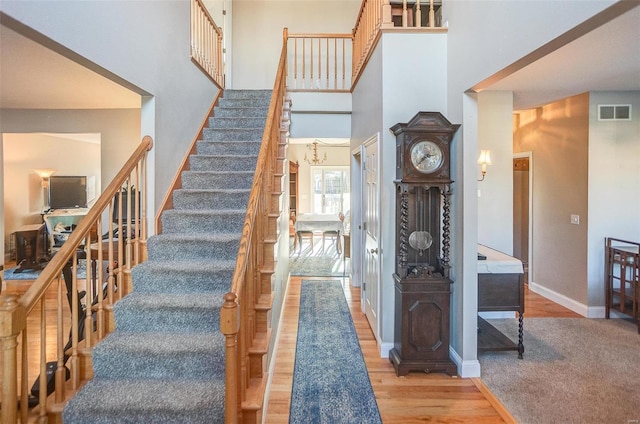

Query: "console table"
(477, 244), (525, 358)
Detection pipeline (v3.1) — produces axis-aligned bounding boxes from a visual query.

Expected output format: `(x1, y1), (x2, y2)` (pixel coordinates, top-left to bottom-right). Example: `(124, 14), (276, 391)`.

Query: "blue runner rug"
(289, 280), (382, 423)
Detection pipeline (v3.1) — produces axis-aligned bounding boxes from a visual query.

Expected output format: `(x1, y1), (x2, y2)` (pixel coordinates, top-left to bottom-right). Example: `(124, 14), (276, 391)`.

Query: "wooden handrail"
(222, 27), (289, 424)
(0, 136), (153, 423)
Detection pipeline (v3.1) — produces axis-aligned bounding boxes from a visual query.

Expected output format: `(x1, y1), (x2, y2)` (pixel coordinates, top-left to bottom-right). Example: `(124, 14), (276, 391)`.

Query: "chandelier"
(303, 140), (327, 165)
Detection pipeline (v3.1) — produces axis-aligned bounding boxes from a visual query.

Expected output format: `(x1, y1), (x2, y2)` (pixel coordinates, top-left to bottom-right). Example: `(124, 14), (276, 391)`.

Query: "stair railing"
(221, 28), (290, 424)
(0, 136), (153, 423)
(286, 32), (353, 92)
(191, 0), (225, 89)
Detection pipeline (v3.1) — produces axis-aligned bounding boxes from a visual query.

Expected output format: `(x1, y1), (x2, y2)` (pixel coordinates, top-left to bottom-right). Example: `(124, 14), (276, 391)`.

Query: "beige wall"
(513, 92), (590, 304)
(3, 133), (100, 257)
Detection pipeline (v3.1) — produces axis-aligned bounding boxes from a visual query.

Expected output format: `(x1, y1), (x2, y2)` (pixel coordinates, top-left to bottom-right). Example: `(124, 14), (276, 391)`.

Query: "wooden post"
(221, 292), (239, 424)
(381, 0), (393, 29)
(1, 295), (26, 424)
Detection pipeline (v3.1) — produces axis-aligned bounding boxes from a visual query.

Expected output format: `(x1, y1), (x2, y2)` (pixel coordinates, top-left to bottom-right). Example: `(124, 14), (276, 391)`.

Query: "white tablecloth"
(294, 213), (344, 233)
(477, 244), (524, 274)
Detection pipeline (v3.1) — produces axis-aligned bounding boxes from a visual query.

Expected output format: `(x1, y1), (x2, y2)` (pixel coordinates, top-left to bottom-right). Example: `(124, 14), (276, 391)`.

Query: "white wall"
(587, 91), (640, 310)
(351, 32), (448, 353)
(0, 1), (220, 213)
(231, 0), (361, 89)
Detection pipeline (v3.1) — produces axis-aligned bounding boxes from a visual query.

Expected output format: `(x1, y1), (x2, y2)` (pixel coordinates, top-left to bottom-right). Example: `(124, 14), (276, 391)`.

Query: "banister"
(222, 27), (288, 424)
(20, 136), (153, 313)
(0, 135), (152, 424)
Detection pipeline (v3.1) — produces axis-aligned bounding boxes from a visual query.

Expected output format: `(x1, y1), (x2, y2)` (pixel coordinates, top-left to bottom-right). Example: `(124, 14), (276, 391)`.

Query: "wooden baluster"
(325, 38), (329, 90)
(416, 0), (422, 27)
(429, 0), (435, 28)
(54, 276), (66, 403)
(402, 0), (408, 27)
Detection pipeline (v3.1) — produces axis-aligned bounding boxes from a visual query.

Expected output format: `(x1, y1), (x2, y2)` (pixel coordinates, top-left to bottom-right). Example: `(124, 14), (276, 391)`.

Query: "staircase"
(63, 89), (272, 423)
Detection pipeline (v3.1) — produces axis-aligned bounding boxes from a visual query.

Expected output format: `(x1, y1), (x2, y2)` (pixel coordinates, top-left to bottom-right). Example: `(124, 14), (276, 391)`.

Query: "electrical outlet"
(570, 214), (580, 225)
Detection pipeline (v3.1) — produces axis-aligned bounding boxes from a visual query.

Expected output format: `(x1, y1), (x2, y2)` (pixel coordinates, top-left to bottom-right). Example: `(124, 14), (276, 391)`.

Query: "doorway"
(513, 152), (532, 283)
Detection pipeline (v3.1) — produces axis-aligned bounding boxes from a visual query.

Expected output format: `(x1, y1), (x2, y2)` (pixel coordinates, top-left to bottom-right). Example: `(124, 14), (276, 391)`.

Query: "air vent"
(598, 104), (632, 121)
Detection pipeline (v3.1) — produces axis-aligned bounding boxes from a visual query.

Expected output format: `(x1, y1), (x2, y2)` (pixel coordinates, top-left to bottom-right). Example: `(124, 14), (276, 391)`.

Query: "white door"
(362, 135), (381, 336)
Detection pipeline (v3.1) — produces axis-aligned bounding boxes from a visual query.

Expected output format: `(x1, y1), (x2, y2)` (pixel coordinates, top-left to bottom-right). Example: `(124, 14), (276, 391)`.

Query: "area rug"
(289, 280), (381, 424)
(479, 317), (640, 424)
(289, 244), (349, 277)
(4, 260), (87, 281)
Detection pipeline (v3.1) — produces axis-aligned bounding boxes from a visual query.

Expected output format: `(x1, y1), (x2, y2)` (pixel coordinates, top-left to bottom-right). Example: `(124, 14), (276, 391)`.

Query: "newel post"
(381, 0), (393, 28)
(221, 292), (240, 423)
(1, 295), (26, 424)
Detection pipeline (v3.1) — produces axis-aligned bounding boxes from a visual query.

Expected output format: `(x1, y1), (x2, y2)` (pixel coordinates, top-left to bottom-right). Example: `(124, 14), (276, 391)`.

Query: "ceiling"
(0, 5), (638, 111)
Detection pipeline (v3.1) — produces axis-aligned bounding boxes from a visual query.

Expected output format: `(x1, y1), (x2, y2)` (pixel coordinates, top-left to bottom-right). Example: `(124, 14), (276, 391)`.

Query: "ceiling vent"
(598, 104), (632, 121)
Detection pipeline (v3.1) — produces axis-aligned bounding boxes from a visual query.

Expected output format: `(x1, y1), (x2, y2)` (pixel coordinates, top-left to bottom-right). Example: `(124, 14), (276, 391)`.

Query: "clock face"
(410, 141), (443, 174)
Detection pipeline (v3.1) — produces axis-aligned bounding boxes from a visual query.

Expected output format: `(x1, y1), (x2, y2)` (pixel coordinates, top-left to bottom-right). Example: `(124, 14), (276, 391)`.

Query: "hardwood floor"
(4, 264), (580, 422)
(264, 277), (580, 423)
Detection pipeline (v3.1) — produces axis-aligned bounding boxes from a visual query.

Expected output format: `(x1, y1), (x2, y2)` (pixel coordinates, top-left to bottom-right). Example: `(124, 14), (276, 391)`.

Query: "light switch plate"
(570, 214), (580, 225)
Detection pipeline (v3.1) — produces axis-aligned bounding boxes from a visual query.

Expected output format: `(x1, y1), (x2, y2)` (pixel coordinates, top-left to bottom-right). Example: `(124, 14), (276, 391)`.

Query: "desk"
(43, 208), (89, 252)
(294, 213), (344, 253)
(477, 244), (525, 358)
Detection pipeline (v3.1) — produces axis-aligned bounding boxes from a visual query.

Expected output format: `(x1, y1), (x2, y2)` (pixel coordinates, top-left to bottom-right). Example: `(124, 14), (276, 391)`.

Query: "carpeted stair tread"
(203, 128), (263, 142)
(146, 233), (241, 261)
(196, 140), (261, 156)
(114, 292), (223, 333)
(189, 154), (258, 172)
(181, 171), (255, 190)
(62, 378), (225, 423)
(132, 260), (235, 293)
(171, 189), (251, 210)
(218, 97), (270, 108)
(161, 209), (246, 234)
(214, 106), (269, 118)
(223, 89), (272, 99)
(92, 332), (224, 380)
(210, 117), (266, 129)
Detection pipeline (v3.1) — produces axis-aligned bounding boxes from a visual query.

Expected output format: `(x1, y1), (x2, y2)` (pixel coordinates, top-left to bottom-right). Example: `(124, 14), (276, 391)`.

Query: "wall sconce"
(303, 140), (327, 165)
(477, 150), (492, 181)
(34, 169), (55, 210)
(34, 169), (56, 187)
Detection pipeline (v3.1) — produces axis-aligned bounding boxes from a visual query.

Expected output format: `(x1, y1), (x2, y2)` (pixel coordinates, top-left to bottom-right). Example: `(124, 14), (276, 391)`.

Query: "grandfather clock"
(388, 112), (459, 376)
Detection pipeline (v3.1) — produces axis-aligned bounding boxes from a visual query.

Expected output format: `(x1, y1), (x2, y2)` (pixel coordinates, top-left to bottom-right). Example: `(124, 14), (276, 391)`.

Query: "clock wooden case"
(389, 112), (459, 377)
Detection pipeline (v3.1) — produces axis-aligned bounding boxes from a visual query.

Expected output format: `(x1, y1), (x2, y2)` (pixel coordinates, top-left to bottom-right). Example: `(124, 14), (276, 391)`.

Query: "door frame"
(513, 151), (533, 284)
(361, 133), (381, 334)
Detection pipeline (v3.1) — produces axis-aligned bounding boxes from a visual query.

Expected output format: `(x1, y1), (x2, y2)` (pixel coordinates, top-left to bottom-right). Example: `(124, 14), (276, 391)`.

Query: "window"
(311, 167), (350, 214)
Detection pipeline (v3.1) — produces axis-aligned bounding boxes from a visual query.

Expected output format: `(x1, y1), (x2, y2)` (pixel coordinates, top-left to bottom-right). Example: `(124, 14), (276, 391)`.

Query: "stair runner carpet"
(63, 89), (271, 423)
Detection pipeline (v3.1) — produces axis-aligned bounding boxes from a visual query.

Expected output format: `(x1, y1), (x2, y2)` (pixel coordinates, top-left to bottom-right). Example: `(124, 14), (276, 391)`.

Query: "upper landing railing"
(286, 0), (445, 93)
(191, 0), (225, 88)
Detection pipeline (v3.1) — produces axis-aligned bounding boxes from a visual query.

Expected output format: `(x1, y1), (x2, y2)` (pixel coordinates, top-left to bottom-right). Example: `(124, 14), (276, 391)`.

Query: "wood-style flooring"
(3, 268), (580, 422)
(264, 276), (580, 423)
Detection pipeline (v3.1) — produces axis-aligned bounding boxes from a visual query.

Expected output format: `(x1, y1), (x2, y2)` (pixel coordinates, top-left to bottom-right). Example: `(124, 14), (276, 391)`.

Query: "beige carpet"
(479, 317), (640, 424)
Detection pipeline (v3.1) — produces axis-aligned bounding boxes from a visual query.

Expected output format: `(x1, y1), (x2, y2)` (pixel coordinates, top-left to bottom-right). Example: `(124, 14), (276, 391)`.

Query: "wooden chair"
(322, 212), (344, 254)
(291, 213), (314, 253)
(343, 233), (350, 277)
(605, 237), (640, 333)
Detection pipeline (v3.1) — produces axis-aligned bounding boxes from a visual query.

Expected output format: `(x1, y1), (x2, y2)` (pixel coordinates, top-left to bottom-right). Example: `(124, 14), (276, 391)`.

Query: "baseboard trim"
(450, 346), (480, 377)
(479, 311), (515, 319)
(528, 281), (588, 316)
(380, 341), (393, 359)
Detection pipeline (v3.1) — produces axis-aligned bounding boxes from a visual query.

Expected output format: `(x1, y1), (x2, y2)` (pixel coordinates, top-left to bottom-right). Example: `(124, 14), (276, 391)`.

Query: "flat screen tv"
(49, 176), (88, 209)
